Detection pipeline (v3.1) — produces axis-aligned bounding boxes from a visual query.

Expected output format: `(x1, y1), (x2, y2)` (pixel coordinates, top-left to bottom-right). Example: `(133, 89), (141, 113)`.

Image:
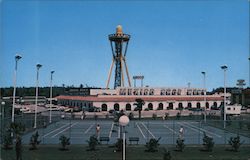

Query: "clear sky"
(0, 0), (249, 91)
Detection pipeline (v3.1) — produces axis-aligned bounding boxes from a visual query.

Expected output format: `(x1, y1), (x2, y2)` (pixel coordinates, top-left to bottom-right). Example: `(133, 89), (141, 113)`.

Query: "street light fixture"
(221, 65), (228, 129)
(119, 115), (129, 160)
(34, 63), (42, 129)
(12, 54), (22, 123)
(201, 71), (206, 123)
(49, 71), (55, 123)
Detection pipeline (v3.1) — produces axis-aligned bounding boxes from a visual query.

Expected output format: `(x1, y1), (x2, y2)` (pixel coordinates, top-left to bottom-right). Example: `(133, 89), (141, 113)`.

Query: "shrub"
(115, 138), (123, 152)
(128, 112), (134, 120)
(176, 138), (185, 152)
(228, 135), (243, 152)
(164, 113), (169, 120)
(29, 131), (41, 150)
(87, 135), (98, 151)
(176, 112), (181, 120)
(152, 113), (157, 120)
(3, 129), (13, 150)
(163, 148), (172, 160)
(144, 108), (149, 111)
(202, 132), (214, 152)
(59, 135), (70, 151)
(145, 137), (161, 152)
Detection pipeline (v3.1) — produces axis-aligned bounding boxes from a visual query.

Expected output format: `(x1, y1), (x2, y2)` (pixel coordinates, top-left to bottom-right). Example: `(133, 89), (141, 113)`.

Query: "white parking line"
(141, 122), (156, 139)
(51, 122), (79, 138)
(136, 123), (146, 139)
(109, 122), (114, 138)
(42, 123), (69, 138)
(84, 124), (94, 134)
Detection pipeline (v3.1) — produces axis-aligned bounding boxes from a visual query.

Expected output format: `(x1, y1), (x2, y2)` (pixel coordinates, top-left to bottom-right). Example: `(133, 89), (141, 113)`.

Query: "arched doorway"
(206, 102), (209, 109)
(114, 103), (120, 111)
(178, 103), (183, 110)
(148, 103), (153, 110)
(197, 102), (201, 109)
(101, 104), (107, 111)
(158, 103), (163, 110)
(168, 103), (173, 110)
(126, 103), (131, 111)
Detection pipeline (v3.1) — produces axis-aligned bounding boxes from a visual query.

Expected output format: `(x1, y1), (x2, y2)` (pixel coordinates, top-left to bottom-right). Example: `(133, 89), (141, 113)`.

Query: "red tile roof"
(56, 95), (223, 102)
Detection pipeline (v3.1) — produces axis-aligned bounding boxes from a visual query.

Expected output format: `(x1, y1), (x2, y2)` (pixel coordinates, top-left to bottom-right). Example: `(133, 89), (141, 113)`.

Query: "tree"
(3, 128), (13, 150)
(202, 132), (214, 152)
(163, 148), (172, 160)
(86, 135), (98, 151)
(10, 122), (25, 136)
(115, 138), (123, 152)
(133, 98), (145, 120)
(29, 131), (41, 150)
(59, 135), (70, 151)
(145, 137), (161, 152)
(176, 112), (181, 120)
(228, 134), (244, 152)
(176, 138), (185, 152)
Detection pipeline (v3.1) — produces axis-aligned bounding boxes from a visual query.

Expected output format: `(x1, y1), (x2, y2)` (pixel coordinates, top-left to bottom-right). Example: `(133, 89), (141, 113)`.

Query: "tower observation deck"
(106, 25), (132, 89)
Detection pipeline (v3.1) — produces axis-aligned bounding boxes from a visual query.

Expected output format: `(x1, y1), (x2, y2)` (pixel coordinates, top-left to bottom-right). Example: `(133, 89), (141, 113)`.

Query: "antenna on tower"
(106, 25), (132, 89)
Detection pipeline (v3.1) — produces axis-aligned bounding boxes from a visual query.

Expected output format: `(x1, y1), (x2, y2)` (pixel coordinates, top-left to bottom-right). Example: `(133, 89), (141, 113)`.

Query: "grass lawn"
(1, 145), (250, 160)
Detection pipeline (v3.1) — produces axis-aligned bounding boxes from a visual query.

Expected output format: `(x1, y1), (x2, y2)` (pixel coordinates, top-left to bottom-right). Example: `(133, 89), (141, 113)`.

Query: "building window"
(213, 102), (217, 107)
(101, 104), (107, 111)
(148, 103), (153, 110)
(126, 103), (131, 111)
(158, 103), (163, 110)
(178, 103), (183, 110)
(114, 103), (120, 111)
(187, 102), (192, 109)
(227, 108), (231, 110)
(197, 102), (201, 109)
(206, 102), (209, 109)
(167, 103), (173, 110)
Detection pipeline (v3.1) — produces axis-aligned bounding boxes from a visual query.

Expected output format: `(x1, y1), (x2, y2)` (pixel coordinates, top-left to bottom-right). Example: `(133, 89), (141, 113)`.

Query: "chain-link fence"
(1, 113), (250, 145)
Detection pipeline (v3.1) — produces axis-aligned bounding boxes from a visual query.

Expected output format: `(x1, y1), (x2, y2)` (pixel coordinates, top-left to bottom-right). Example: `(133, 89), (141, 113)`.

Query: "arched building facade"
(57, 87), (225, 112)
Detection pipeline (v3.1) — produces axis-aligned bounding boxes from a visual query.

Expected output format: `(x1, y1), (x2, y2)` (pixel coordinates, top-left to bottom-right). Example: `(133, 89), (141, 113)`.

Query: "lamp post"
(201, 71), (206, 123)
(34, 63), (42, 129)
(119, 115), (129, 160)
(12, 54), (22, 123)
(1, 101), (5, 160)
(221, 65), (227, 129)
(248, 57), (250, 87)
(49, 71), (55, 123)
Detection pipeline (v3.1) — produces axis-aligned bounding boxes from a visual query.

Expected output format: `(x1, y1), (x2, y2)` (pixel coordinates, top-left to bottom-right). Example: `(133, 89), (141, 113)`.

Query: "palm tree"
(133, 98), (145, 120)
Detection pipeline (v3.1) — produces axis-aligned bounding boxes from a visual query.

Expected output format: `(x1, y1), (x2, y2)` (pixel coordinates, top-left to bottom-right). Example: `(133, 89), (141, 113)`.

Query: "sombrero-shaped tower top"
(116, 25), (123, 35)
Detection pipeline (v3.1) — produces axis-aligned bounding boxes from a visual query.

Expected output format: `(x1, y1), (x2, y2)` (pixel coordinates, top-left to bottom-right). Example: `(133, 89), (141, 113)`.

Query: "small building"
(225, 104), (242, 115)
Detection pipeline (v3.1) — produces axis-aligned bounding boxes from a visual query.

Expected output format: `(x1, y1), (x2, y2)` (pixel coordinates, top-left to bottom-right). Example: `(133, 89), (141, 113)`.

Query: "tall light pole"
(221, 65), (227, 129)
(12, 54), (22, 123)
(201, 71), (206, 123)
(34, 63), (42, 129)
(49, 71), (55, 123)
(248, 57), (250, 87)
(119, 115), (129, 160)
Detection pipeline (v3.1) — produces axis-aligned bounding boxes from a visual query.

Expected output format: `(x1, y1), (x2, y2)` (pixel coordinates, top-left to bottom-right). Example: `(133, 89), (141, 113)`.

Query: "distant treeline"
(0, 87), (66, 98)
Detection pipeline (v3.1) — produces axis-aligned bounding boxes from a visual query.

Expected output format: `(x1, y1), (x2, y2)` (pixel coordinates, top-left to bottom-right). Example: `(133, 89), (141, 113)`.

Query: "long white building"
(56, 87), (224, 111)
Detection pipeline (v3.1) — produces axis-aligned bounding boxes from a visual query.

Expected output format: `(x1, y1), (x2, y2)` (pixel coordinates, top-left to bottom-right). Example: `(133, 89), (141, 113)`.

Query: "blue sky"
(0, 0), (249, 91)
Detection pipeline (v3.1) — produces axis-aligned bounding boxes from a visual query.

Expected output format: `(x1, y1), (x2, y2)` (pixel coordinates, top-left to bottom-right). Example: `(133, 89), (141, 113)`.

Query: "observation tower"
(106, 25), (132, 89)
